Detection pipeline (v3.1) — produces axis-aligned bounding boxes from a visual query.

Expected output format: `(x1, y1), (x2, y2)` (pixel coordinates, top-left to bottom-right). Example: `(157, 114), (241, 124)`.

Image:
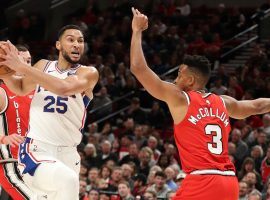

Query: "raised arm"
(1, 59), (45, 95)
(130, 8), (180, 104)
(221, 95), (270, 119)
(0, 41), (99, 96)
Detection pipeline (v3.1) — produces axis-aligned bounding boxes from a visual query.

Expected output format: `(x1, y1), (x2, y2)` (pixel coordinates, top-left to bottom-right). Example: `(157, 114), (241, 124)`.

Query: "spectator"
(262, 114), (270, 138)
(133, 125), (147, 149)
(88, 188), (100, 200)
(239, 181), (249, 200)
(248, 190), (262, 200)
(143, 191), (157, 200)
(118, 181), (135, 200)
(126, 97), (147, 124)
(96, 140), (118, 167)
(231, 128), (249, 166)
(261, 146), (270, 184)
(146, 171), (171, 198)
(109, 167), (124, 191)
(120, 143), (140, 167)
(79, 179), (89, 200)
(92, 86), (112, 118)
(121, 164), (134, 189)
(210, 77), (227, 95)
(84, 143), (98, 167)
(138, 147), (154, 176)
(87, 167), (100, 191)
(148, 101), (166, 129)
(99, 122), (115, 143)
(147, 136), (161, 164)
(100, 165), (112, 183)
(175, 171), (186, 187)
(250, 145), (264, 173)
(132, 174), (147, 197)
(164, 166), (178, 191)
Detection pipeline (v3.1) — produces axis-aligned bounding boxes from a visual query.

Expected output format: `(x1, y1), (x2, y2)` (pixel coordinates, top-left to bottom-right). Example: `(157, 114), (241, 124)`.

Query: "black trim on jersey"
(182, 91), (191, 104)
(0, 87), (8, 114)
(2, 163), (30, 200)
(2, 113), (12, 158)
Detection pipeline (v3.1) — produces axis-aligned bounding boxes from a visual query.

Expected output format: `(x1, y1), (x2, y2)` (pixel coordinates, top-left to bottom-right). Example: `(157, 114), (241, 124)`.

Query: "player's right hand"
(2, 134), (25, 147)
(131, 7), (148, 32)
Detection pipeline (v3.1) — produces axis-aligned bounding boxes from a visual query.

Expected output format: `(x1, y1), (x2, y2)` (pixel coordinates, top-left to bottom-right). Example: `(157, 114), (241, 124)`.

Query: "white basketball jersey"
(27, 61), (91, 146)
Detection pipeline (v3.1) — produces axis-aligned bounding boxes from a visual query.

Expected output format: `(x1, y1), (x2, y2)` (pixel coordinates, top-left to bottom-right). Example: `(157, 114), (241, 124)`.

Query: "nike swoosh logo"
(75, 161), (80, 165)
(48, 70), (55, 73)
(9, 96), (16, 99)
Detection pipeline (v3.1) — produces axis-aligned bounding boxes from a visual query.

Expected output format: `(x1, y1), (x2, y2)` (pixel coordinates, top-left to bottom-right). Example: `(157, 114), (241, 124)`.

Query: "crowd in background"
(2, 0), (270, 200)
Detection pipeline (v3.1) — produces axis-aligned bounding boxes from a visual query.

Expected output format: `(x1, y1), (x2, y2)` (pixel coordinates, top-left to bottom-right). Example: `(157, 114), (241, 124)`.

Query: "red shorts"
(174, 174), (239, 200)
(0, 162), (32, 200)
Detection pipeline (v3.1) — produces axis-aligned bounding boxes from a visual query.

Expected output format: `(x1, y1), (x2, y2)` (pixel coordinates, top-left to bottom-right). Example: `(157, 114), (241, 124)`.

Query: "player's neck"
(57, 59), (72, 71)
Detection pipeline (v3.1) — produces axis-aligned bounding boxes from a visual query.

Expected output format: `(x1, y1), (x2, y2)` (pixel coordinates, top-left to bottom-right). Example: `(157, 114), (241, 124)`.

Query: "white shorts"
(18, 137), (81, 200)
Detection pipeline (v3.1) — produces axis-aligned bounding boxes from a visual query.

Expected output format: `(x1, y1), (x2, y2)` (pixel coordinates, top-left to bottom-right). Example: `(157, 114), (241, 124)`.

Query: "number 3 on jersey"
(44, 96), (68, 114)
(205, 124), (223, 155)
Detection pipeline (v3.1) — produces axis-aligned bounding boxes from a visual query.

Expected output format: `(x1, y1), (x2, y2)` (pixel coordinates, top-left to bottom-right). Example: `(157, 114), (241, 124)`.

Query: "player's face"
(58, 29), (84, 64)
(174, 64), (192, 91)
(19, 51), (31, 65)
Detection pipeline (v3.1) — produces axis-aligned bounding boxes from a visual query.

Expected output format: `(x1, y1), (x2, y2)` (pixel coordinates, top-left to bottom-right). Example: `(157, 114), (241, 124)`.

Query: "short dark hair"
(155, 171), (167, 179)
(16, 44), (29, 52)
(183, 55), (211, 85)
(57, 24), (83, 40)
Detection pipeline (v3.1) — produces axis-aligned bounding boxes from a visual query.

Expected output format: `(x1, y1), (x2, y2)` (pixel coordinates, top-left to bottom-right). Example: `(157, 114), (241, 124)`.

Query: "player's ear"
(56, 41), (60, 50)
(187, 74), (195, 87)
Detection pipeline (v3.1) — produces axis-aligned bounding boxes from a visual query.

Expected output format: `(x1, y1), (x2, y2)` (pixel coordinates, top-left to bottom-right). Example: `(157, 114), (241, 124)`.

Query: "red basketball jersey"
(0, 84), (33, 159)
(174, 91), (235, 173)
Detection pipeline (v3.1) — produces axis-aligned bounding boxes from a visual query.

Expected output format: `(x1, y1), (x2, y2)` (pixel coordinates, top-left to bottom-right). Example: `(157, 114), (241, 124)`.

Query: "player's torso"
(0, 84), (33, 159)
(174, 91), (235, 173)
(27, 61), (91, 146)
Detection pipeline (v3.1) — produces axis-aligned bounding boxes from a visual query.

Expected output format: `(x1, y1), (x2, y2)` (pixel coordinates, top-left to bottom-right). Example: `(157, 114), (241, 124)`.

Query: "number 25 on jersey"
(43, 96), (68, 114)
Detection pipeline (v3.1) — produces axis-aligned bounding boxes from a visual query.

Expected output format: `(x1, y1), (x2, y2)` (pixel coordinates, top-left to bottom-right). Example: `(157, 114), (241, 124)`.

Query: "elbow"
(54, 82), (72, 96)
(130, 62), (142, 75)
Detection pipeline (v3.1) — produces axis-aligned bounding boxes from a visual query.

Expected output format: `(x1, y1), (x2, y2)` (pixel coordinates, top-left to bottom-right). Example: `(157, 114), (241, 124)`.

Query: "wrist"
(132, 30), (142, 35)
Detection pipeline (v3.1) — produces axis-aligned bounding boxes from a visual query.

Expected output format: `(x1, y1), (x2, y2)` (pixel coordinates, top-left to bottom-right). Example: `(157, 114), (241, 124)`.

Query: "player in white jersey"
(0, 25), (99, 200)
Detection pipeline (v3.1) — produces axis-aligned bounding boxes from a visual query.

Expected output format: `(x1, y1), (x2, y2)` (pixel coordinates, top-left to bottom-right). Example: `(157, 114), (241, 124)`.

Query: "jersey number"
(205, 124), (223, 155)
(43, 96), (68, 114)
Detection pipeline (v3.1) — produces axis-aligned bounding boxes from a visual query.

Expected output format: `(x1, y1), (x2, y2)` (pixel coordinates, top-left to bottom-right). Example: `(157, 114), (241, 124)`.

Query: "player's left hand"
(1, 134), (25, 147)
(131, 7), (148, 32)
(0, 40), (25, 73)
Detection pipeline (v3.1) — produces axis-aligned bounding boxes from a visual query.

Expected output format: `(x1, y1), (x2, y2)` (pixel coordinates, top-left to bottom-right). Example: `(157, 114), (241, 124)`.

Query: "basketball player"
(0, 45), (38, 200)
(0, 25), (99, 200)
(130, 8), (270, 200)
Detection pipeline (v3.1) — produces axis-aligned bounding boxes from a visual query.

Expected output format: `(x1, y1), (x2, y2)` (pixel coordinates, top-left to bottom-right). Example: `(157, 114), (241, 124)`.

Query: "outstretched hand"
(0, 40), (25, 73)
(131, 7), (148, 32)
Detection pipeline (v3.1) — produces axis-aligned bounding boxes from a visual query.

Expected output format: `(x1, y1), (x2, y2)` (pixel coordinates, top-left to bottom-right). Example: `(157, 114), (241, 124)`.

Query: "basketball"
(0, 46), (15, 77)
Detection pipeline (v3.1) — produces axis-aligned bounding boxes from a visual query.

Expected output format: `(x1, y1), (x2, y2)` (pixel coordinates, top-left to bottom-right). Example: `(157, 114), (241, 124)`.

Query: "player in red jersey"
(130, 8), (270, 200)
(0, 45), (37, 200)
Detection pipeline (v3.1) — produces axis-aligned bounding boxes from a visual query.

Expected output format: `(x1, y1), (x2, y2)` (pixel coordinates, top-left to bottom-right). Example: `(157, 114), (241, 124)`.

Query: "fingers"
(5, 134), (24, 147)
(132, 7), (136, 15)
(131, 7), (142, 16)
(0, 43), (9, 54)
(0, 53), (7, 60)
(7, 40), (18, 53)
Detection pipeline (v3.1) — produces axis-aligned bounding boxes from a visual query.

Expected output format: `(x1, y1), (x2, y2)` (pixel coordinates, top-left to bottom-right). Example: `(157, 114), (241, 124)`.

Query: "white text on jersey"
(188, 107), (229, 127)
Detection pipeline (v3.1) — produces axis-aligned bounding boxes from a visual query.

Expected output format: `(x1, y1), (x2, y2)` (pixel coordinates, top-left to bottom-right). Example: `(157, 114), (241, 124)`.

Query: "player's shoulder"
(77, 65), (99, 77)
(33, 59), (51, 70)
